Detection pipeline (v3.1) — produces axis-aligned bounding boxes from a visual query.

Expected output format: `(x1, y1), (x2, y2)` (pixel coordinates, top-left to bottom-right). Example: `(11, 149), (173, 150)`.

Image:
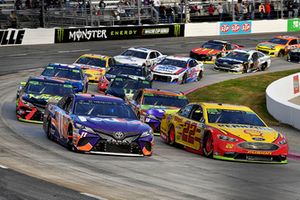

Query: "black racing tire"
(67, 127), (74, 151)
(202, 132), (214, 158)
(181, 74), (187, 84)
(46, 117), (53, 141)
(261, 63), (267, 71)
(287, 54), (291, 61)
(197, 71), (203, 81)
(278, 50), (285, 57)
(168, 125), (176, 146)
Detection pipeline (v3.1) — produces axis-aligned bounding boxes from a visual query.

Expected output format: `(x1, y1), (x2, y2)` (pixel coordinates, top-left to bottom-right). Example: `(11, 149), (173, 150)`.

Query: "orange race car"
(256, 35), (300, 57)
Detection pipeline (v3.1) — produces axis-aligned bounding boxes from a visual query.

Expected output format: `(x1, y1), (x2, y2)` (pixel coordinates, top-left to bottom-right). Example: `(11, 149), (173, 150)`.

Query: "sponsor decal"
(218, 124), (273, 131)
(114, 131), (125, 140)
(0, 30), (25, 45)
(110, 29), (137, 36)
(56, 28), (64, 43)
(288, 19), (300, 32)
(225, 143), (234, 149)
(69, 29), (107, 41)
(244, 129), (263, 137)
(173, 24), (181, 37)
(247, 150), (272, 155)
(293, 75), (299, 94)
(220, 21), (251, 35)
(142, 28), (169, 35)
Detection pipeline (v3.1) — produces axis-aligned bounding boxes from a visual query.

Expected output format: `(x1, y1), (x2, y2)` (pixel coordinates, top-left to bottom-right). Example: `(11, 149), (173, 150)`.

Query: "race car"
(105, 76), (152, 100)
(113, 47), (165, 68)
(214, 50), (271, 73)
(98, 64), (151, 93)
(256, 35), (300, 57)
(151, 56), (204, 84)
(160, 103), (288, 163)
(41, 63), (88, 93)
(74, 54), (112, 82)
(287, 47), (300, 63)
(130, 88), (189, 134)
(43, 93), (154, 156)
(16, 76), (74, 123)
(190, 40), (242, 63)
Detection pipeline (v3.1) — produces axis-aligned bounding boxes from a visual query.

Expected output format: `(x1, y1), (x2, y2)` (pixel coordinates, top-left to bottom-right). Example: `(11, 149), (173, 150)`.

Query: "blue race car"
(43, 93), (154, 156)
(41, 63), (88, 93)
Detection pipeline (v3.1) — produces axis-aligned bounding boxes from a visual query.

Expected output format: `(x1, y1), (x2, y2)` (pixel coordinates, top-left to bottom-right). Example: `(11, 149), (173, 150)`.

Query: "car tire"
(181, 74), (187, 84)
(287, 54), (290, 61)
(67, 127), (75, 151)
(197, 71), (203, 81)
(202, 132), (214, 158)
(261, 63), (267, 71)
(168, 125), (176, 146)
(46, 117), (53, 140)
(278, 50), (284, 57)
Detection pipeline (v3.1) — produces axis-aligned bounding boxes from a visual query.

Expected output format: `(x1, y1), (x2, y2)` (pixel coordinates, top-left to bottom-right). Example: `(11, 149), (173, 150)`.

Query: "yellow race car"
(74, 54), (112, 82)
(256, 35), (300, 57)
(160, 103), (288, 163)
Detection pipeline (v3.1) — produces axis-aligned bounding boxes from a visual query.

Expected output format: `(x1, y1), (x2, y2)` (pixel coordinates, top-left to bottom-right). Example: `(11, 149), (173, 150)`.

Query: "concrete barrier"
(252, 19), (287, 33)
(266, 72), (300, 130)
(185, 22), (219, 37)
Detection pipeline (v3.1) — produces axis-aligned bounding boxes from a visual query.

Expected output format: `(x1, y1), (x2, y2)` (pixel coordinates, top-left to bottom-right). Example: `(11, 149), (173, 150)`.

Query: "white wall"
(185, 23), (219, 37)
(252, 19), (287, 33)
(22, 28), (55, 45)
(266, 73), (300, 130)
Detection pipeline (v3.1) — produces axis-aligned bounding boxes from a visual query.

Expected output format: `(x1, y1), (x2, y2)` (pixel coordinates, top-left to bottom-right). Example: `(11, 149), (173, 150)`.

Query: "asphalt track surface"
(1, 32), (300, 200)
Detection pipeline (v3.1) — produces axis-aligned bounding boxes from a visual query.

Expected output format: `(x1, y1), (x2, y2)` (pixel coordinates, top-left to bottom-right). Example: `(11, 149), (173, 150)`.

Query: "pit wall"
(266, 73), (300, 130)
(1, 18), (300, 46)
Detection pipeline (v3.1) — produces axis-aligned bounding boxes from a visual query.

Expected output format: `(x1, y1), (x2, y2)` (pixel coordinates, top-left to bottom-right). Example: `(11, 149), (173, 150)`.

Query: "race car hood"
(74, 63), (105, 72)
(106, 88), (137, 100)
(257, 42), (282, 49)
(49, 77), (83, 92)
(142, 105), (180, 119)
(209, 123), (280, 143)
(191, 47), (221, 55)
(75, 116), (150, 136)
(113, 55), (145, 66)
(152, 64), (185, 75)
(216, 57), (245, 66)
(22, 93), (62, 106)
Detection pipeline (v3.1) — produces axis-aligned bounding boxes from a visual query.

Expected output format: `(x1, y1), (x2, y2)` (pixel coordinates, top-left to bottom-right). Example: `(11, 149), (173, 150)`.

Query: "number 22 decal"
(181, 121), (197, 144)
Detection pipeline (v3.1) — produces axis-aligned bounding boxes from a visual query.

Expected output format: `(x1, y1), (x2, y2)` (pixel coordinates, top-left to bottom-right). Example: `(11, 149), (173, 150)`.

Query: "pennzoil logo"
(173, 24), (181, 37)
(247, 150), (272, 155)
(56, 29), (64, 43)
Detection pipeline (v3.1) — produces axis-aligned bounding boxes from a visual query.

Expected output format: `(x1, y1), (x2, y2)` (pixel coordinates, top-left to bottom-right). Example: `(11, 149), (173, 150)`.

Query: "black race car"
(287, 48), (300, 63)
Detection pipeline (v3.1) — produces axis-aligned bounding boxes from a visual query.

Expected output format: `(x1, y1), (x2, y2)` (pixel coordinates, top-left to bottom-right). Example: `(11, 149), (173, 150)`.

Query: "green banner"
(288, 19), (300, 32)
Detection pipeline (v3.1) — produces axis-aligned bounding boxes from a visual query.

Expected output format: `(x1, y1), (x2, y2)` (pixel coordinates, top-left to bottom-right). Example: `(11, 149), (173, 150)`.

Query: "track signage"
(0, 30), (25, 45)
(288, 19), (300, 32)
(220, 21), (251, 35)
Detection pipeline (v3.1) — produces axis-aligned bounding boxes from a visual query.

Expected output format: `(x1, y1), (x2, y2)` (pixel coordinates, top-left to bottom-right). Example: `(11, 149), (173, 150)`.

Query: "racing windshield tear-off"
(76, 57), (106, 68)
(159, 59), (187, 68)
(121, 50), (147, 59)
(42, 67), (82, 80)
(143, 94), (188, 107)
(25, 81), (73, 96)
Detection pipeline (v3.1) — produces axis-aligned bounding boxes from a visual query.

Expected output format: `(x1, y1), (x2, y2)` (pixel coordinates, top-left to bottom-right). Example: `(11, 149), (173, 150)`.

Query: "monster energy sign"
(55, 24), (184, 43)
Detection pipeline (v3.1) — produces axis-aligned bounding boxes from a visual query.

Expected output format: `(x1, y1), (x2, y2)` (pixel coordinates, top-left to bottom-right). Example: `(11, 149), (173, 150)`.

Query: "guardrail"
(266, 73), (300, 130)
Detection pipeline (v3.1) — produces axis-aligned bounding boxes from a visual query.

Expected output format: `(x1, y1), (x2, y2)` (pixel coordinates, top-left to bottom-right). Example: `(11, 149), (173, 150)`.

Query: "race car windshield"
(207, 109), (266, 127)
(143, 94), (189, 107)
(159, 58), (187, 68)
(121, 50), (147, 59)
(25, 80), (73, 96)
(41, 67), (82, 81)
(76, 57), (106, 68)
(201, 42), (224, 50)
(111, 78), (151, 89)
(74, 100), (138, 119)
(268, 38), (289, 45)
(107, 66), (144, 77)
(225, 52), (249, 61)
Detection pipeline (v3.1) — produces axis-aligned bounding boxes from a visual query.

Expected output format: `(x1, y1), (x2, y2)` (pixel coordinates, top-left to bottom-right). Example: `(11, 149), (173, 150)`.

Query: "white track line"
(80, 192), (108, 200)
(0, 165), (8, 169)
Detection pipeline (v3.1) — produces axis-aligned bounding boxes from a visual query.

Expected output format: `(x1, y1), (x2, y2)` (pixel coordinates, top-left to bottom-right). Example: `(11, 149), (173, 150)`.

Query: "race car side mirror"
(20, 81), (26, 87)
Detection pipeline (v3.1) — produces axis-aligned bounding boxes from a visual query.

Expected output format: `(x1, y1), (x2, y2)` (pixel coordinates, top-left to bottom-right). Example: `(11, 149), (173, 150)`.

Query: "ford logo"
(223, 62), (228, 64)
(114, 132), (125, 140)
(252, 137), (265, 141)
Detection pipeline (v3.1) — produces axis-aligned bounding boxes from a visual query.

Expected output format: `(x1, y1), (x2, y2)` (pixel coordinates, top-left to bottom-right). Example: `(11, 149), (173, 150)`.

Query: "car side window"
(257, 52), (265, 58)
(178, 105), (193, 118)
(226, 44), (231, 50)
(149, 52), (156, 59)
(65, 97), (74, 113)
(289, 39), (298, 45)
(57, 96), (67, 109)
(134, 90), (142, 103)
(189, 105), (204, 122)
(252, 53), (258, 61)
(61, 96), (72, 112)
(188, 60), (194, 68)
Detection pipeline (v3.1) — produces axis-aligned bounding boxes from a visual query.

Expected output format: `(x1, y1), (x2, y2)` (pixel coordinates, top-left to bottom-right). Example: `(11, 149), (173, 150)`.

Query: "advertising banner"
(55, 24), (184, 43)
(0, 29), (25, 46)
(219, 21), (251, 35)
(293, 75), (299, 94)
(288, 19), (300, 32)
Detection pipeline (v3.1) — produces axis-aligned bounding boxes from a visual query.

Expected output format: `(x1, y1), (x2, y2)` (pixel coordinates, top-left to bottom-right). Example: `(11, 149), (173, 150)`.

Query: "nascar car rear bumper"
(256, 47), (277, 57)
(190, 51), (215, 64)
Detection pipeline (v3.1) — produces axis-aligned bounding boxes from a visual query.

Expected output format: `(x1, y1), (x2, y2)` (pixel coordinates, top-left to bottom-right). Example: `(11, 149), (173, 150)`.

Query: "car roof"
(164, 56), (191, 62)
(29, 76), (73, 85)
(74, 93), (124, 103)
(112, 63), (144, 69)
(274, 35), (299, 40)
(207, 40), (228, 44)
(231, 49), (257, 54)
(142, 88), (185, 97)
(201, 102), (253, 112)
(47, 63), (82, 70)
(128, 47), (156, 53)
(78, 54), (110, 60)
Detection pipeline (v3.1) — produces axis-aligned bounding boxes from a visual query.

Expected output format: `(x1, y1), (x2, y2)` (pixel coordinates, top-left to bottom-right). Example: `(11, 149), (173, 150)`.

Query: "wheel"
(168, 126), (176, 146)
(46, 117), (53, 140)
(287, 54), (290, 61)
(67, 127), (74, 151)
(261, 63), (267, 71)
(243, 64), (249, 73)
(202, 132), (214, 158)
(181, 74), (187, 84)
(197, 71), (203, 81)
(278, 50), (284, 57)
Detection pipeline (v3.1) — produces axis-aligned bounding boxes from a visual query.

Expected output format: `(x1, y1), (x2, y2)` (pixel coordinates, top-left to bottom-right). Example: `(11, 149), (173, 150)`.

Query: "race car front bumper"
(256, 47), (277, 57)
(152, 72), (180, 83)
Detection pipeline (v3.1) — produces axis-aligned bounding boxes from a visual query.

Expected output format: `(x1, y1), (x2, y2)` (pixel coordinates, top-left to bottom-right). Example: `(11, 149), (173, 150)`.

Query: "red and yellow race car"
(190, 40), (242, 64)
(74, 54), (112, 82)
(256, 35), (300, 57)
(160, 103), (288, 163)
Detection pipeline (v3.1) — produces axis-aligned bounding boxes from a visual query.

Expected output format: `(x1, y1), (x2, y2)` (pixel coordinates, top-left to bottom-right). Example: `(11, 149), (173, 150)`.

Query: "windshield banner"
(55, 24), (184, 43)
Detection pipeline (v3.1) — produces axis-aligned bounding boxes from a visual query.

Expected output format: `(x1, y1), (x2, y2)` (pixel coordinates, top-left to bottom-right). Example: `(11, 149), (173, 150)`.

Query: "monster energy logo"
(173, 24), (181, 37)
(56, 29), (64, 43)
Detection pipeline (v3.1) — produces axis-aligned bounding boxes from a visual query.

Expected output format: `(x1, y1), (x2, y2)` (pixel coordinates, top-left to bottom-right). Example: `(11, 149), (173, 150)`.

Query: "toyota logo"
(114, 132), (125, 140)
